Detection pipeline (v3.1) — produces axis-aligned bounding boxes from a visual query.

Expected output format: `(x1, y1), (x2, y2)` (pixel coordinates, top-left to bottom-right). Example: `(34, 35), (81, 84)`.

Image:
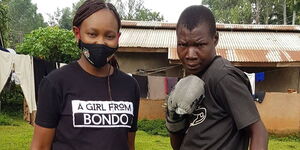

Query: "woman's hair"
(73, 0), (121, 30)
(73, 0), (121, 68)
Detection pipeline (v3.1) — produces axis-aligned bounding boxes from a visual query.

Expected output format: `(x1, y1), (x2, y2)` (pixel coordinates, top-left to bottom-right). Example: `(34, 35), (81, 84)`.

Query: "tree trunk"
(265, 8), (269, 24)
(0, 31), (4, 48)
(283, 0), (287, 25)
(292, 0), (296, 25)
(253, 0), (261, 24)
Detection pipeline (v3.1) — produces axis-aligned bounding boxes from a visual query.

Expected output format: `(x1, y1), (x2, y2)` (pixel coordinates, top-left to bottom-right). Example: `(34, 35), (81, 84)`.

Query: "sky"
(31, 0), (202, 23)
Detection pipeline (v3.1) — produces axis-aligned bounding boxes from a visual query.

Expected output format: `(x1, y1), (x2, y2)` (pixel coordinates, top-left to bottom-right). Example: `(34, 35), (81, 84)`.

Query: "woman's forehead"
(80, 9), (119, 31)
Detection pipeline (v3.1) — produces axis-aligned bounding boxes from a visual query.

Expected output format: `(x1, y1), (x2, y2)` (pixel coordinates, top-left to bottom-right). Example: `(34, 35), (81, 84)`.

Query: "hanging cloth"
(14, 54), (36, 113)
(132, 74), (148, 98)
(255, 72), (265, 82)
(244, 72), (255, 95)
(0, 50), (13, 92)
(166, 77), (178, 95)
(148, 76), (166, 100)
(33, 57), (57, 103)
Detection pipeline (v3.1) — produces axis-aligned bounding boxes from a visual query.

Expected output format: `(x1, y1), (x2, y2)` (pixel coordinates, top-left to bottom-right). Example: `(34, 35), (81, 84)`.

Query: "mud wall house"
(116, 21), (182, 77)
(118, 21), (300, 134)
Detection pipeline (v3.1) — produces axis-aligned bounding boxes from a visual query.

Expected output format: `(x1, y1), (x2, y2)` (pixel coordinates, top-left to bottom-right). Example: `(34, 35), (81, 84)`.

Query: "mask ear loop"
(107, 65), (112, 101)
(107, 32), (119, 101)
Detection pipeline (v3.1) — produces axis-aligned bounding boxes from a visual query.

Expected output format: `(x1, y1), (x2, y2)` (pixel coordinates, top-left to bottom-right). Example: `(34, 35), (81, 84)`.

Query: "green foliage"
(0, 82), (23, 114)
(48, 7), (73, 29)
(53, 0), (164, 30)
(269, 133), (300, 142)
(59, 7), (73, 30)
(0, 113), (17, 126)
(134, 8), (164, 21)
(47, 8), (62, 26)
(138, 119), (169, 136)
(7, 0), (47, 48)
(16, 26), (80, 63)
(113, 0), (164, 21)
(0, 0), (10, 46)
(203, 0), (300, 25)
(204, 0), (252, 24)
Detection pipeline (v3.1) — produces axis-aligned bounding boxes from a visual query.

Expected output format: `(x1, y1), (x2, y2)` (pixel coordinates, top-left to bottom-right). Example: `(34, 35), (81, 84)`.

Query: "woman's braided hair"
(73, 0), (121, 30)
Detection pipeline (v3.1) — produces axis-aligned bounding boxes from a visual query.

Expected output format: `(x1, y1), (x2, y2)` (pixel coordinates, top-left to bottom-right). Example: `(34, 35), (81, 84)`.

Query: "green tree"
(16, 27), (80, 63)
(55, 0), (164, 31)
(203, 0), (252, 24)
(113, 0), (164, 21)
(133, 7), (164, 21)
(59, 7), (73, 30)
(203, 0), (300, 25)
(7, 0), (47, 48)
(47, 8), (61, 26)
(46, 0), (83, 29)
(0, 0), (10, 47)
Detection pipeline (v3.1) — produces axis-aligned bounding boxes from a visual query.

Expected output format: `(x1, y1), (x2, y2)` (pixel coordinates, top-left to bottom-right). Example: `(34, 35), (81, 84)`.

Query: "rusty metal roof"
(121, 20), (300, 32)
(168, 32), (300, 62)
(120, 21), (300, 63)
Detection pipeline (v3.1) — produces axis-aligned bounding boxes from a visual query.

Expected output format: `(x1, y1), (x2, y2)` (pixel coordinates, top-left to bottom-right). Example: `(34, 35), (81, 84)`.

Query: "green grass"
(268, 134), (300, 150)
(136, 131), (172, 150)
(0, 114), (299, 150)
(0, 116), (33, 150)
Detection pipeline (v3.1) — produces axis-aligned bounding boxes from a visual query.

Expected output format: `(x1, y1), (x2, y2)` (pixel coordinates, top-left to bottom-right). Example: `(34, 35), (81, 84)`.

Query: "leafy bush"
(16, 26), (80, 63)
(269, 133), (300, 142)
(0, 82), (23, 115)
(0, 113), (17, 126)
(138, 119), (169, 137)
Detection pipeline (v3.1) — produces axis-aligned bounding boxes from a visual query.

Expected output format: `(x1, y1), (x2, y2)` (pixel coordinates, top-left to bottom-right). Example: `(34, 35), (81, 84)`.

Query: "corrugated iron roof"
(121, 20), (300, 32)
(168, 49), (300, 62)
(119, 28), (176, 48)
(120, 28), (300, 62)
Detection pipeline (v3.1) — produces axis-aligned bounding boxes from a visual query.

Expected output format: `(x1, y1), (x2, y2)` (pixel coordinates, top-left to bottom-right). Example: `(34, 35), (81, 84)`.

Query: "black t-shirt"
(180, 56), (260, 150)
(35, 62), (140, 150)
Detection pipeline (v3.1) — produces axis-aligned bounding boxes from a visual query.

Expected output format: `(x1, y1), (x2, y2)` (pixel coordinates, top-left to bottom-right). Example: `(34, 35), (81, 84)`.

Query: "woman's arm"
(31, 124), (55, 150)
(128, 132), (136, 150)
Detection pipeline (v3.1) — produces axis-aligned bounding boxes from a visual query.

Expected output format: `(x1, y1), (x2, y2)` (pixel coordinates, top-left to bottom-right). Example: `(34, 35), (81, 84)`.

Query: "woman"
(31, 0), (140, 150)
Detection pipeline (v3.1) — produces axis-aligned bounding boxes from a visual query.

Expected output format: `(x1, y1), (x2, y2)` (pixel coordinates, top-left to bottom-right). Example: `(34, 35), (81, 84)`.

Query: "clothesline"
(130, 65), (181, 76)
(0, 50), (63, 113)
(0, 50), (36, 113)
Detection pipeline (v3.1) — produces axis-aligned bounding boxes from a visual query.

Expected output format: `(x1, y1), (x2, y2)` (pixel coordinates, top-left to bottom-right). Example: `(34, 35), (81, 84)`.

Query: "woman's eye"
(106, 35), (116, 39)
(88, 33), (96, 37)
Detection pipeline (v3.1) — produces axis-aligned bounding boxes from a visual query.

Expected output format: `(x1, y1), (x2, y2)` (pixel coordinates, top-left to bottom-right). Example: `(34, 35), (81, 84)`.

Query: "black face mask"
(78, 40), (118, 68)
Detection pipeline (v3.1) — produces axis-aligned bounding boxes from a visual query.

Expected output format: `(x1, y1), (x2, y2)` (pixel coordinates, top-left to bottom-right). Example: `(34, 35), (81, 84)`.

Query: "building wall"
(115, 52), (182, 77)
(240, 67), (300, 93)
(116, 52), (300, 92)
(255, 92), (300, 134)
(138, 92), (300, 134)
(256, 67), (300, 93)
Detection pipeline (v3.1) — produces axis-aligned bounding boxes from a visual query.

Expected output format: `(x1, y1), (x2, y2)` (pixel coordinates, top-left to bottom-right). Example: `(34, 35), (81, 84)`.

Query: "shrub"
(0, 113), (17, 126)
(138, 119), (169, 137)
(16, 26), (80, 63)
(0, 82), (23, 115)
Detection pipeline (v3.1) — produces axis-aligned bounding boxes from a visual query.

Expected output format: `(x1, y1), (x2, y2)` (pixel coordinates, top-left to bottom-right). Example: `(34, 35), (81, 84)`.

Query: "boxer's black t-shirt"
(180, 57), (260, 150)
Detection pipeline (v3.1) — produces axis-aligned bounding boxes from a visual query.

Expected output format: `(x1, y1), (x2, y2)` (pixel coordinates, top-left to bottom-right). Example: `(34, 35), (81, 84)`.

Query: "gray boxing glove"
(166, 75), (205, 133)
